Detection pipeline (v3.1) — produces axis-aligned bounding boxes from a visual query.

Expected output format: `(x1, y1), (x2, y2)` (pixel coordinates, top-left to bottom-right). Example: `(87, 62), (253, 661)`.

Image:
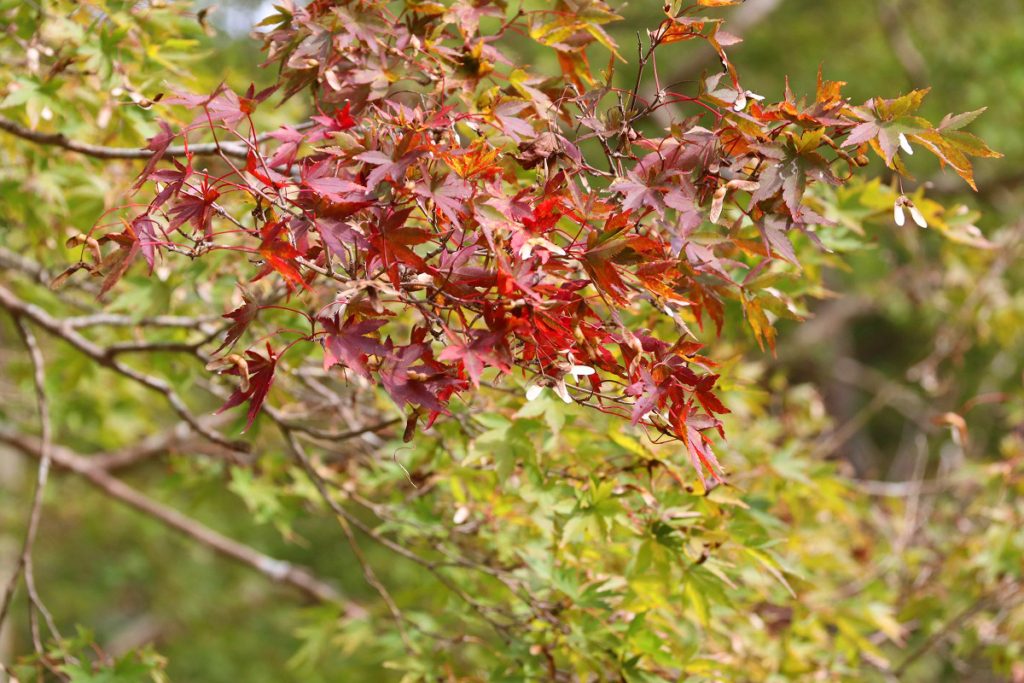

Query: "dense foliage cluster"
(0, 1), (1019, 682)
(68, 0), (996, 483)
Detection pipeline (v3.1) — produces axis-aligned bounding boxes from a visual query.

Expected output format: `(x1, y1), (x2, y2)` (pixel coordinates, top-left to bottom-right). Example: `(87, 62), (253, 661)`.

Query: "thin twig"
(0, 317), (60, 653)
(875, 0), (929, 89)
(892, 585), (1023, 677)
(283, 427), (514, 642)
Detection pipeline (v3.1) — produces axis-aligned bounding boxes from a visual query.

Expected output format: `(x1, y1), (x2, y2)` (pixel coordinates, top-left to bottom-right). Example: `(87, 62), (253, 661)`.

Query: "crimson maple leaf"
(132, 214), (164, 275)
(95, 220), (143, 300)
(309, 102), (357, 141)
(680, 412), (725, 487)
(266, 125), (308, 167)
(367, 207), (433, 288)
(300, 158), (369, 202)
(215, 286), (260, 354)
(251, 221), (314, 293)
(437, 329), (511, 387)
(378, 342), (461, 415)
(215, 343), (278, 432)
(166, 173), (220, 237)
(320, 314), (386, 380)
(415, 175), (471, 226)
(625, 367), (665, 427)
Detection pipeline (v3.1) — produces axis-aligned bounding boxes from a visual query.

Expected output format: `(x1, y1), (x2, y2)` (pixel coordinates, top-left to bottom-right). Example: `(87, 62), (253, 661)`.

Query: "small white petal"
(898, 133), (914, 155)
(525, 384), (545, 401)
(908, 204), (928, 228)
(569, 365), (595, 377)
(894, 203), (906, 226)
(452, 507), (470, 525)
(552, 381), (572, 404)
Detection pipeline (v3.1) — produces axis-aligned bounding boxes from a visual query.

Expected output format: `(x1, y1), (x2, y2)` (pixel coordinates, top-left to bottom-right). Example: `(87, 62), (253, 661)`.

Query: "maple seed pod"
(525, 384), (545, 401)
(568, 365), (596, 378)
(86, 237), (102, 263)
(898, 132), (914, 155)
(235, 357), (250, 393)
(907, 201), (928, 228)
(709, 186), (727, 223)
(893, 199), (906, 227)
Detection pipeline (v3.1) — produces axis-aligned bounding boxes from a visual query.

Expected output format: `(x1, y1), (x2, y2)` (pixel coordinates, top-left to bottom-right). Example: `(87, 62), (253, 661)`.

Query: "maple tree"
(1, 1), (1017, 681)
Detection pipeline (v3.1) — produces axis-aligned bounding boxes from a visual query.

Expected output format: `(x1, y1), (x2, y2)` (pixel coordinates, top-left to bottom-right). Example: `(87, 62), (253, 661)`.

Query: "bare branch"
(875, 0), (929, 90)
(0, 427), (361, 613)
(0, 283), (245, 453)
(0, 317), (60, 653)
(0, 114), (313, 162)
(61, 312), (221, 330)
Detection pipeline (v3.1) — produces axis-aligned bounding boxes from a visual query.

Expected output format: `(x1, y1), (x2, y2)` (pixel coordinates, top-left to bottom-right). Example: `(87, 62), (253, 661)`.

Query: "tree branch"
(0, 318), (60, 653)
(0, 114), (313, 162)
(875, 0), (929, 90)
(0, 283), (245, 453)
(0, 426), (362, 614)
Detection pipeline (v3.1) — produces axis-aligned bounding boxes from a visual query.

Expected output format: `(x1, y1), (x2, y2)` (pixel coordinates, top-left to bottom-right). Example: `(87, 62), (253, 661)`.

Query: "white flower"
(894, 200), (906, 226)
(908, 202), (928, 228)
(525, 384), (545, 401)
(898, 133), (914, 155)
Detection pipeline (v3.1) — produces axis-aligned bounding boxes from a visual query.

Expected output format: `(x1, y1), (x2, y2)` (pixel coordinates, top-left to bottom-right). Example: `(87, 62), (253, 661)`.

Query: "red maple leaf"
(367, 207), (433, 288)
(437, 329), (511, 387)
(251, 221), (314, 293)
(166, 173), (220, 237)
(95, 220), (143, 300)
(378, 342), (461, 415)
(215, 342), (278, 432)
(215, 286), (260, 353)
(309, 102), (357, 141)
(320, 314), (386, 380)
